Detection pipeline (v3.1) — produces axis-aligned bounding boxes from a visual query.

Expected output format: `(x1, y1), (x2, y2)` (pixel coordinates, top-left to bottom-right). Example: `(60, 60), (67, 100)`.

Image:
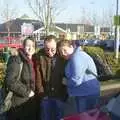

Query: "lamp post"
(116, 0), (119, 17)
(115, 0), (119, 59)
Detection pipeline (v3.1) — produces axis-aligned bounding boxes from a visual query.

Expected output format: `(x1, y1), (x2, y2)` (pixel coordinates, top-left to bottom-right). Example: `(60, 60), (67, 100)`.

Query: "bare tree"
(1, 3), (17, 39)
(26, 0), (65, 35)
(104, 7), (114, 36)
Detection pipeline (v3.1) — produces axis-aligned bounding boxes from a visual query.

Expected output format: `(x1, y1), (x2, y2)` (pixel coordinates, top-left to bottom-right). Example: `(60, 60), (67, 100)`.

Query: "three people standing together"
(4, 35), (100, 120)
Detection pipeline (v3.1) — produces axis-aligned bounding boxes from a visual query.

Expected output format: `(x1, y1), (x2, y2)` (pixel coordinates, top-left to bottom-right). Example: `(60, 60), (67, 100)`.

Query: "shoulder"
(36, 49), (45, 56)
(34, 48), (46, 61)
(70, 48), (90, 64)
(56, 55), (66, 63)
(10, 48), (19, 56)
(7, 54), (21, 65)
(75, 47), (91, 58)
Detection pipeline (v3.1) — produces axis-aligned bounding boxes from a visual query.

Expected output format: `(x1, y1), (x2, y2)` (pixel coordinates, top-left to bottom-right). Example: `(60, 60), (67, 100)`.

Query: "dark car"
(100, 40), (114, 50)
(75, 39), (101, 47)
(36, 40), (44, 48)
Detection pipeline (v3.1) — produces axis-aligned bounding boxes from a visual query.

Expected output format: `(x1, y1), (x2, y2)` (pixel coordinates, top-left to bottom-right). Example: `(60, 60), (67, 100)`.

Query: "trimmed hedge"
(105, 53), (120, 75)
(83, 46), (120, 76)
(0, 46), (120, 87)
(0, 63), (5, 88)
(83, 46), (105, 58)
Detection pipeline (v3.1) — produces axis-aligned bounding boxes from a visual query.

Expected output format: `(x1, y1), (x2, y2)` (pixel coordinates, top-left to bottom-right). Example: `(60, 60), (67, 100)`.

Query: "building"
(0, 15), (42, 37)
(0, 15), (112, 40)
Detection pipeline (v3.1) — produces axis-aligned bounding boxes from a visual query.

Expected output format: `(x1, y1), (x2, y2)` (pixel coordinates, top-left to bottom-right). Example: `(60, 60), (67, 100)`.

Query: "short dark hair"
(57, 40), (73, 48)
(44, 35), (56, 43)
(23, 36), (36, 48)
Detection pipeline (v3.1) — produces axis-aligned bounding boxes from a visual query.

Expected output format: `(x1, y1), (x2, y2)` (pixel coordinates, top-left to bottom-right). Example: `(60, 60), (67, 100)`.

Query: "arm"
(5, 56), (31, 97)
(65, 54), (88, 87)
(34, 58), (44, 95)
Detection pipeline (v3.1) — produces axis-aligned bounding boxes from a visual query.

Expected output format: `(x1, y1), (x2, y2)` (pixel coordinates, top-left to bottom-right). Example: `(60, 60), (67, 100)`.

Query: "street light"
(115, 0), (119, 59)
(116, 0), (119, 16)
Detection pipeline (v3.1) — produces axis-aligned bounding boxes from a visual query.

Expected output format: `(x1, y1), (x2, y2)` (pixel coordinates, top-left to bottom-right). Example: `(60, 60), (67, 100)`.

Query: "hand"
(62, 77), (67, 85)
(38, 92), (45, 98)
(29, 90), (34, 97)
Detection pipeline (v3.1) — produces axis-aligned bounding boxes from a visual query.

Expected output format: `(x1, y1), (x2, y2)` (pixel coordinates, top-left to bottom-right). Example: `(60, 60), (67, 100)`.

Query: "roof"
(20, 14), (31, 19)
(100, 27), (110, 32)
(55, 23), (94, 32)
(0, 18), (42, 32)
(0, 18), (111, 33)
(33, 26), (67, 34)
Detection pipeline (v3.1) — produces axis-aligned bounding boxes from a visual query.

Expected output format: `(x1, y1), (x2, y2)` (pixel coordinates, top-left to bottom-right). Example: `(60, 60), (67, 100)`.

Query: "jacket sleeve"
(65, 55), (88, 87)
(34, 58), (44, 95)
(5, 56), (31, 97)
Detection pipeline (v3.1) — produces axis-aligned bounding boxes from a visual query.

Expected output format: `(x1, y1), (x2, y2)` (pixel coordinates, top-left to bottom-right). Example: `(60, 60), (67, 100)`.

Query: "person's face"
(24, 39), (35, 57)
(59, 45), (74, 60)
(44, 39), (56, 57)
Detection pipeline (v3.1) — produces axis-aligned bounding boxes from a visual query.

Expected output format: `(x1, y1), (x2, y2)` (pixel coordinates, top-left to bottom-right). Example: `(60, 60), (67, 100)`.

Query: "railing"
(0, 37), (22, 49)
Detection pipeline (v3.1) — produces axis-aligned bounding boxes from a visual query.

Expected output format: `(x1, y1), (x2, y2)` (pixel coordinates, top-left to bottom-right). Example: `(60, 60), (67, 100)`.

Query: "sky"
(0, 0), (119, 24)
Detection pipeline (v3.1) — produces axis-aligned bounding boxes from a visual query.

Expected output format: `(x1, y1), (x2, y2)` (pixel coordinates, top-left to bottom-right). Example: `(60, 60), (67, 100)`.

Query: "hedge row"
(83, 46), (120, 76)
(0, 46), (120, 87)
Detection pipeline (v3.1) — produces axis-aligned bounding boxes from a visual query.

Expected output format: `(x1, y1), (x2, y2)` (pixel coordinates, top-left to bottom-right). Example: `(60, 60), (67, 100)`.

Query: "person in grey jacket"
(5, 37), (36, 120)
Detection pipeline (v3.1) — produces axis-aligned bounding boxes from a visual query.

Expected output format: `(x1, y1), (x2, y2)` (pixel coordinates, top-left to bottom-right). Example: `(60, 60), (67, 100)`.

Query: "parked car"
(100, 40), (114, 50)
(75, 39), (101, 47)
(36, 40), (44, 48)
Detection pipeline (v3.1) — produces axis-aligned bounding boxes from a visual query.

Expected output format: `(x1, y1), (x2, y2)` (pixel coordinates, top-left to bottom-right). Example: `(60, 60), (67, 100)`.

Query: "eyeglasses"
(45, 47), (56, 53)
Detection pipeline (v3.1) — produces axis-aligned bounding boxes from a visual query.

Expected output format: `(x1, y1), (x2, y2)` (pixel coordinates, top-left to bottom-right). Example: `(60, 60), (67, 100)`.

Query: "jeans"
(75, 95), (100, 113)
(110, 113), (120, 120)
(63, 97), (77, 117)
(40, 97), (64, 120)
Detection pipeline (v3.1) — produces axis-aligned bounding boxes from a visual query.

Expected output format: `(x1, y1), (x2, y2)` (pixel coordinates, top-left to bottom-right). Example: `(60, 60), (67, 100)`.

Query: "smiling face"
(57, 40), (74, 60)
(59, 45), (74, 60)
(44, 39), (57, 57)
(24, 39), (35, 58)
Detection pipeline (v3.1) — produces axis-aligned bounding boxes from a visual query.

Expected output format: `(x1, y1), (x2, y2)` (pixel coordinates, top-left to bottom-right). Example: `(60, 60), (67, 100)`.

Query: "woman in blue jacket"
(57, 40), (100, 113)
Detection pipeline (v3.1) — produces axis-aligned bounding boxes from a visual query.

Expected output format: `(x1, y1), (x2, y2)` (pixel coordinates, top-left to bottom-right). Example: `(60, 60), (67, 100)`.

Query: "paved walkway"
(99, 82), (120, 107)
(101, 82), (120, 90)
(101, 82), (120, 97)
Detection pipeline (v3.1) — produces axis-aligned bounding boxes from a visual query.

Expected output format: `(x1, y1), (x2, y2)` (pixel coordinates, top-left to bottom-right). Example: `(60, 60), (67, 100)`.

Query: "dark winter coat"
(34, 48), (67, 101)
(5, 48), (35, 107)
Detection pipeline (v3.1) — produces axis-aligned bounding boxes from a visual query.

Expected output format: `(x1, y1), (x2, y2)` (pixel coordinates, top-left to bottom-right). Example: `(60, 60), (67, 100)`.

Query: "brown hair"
(57, 40), (73, 48)
(44, 35), (56, 43)
(23, 36), (36, 48)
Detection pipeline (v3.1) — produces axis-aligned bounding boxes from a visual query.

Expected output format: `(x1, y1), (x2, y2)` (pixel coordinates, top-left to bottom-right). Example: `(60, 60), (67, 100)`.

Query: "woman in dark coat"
(5, 37), (36, 120)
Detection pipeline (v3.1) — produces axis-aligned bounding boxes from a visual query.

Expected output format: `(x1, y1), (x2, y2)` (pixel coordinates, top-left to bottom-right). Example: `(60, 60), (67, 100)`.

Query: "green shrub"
(105, 53), (120, 75)
(83, 46), (120, 76)
(0, 63), (6, 88)
(83, 46), (104, 58)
